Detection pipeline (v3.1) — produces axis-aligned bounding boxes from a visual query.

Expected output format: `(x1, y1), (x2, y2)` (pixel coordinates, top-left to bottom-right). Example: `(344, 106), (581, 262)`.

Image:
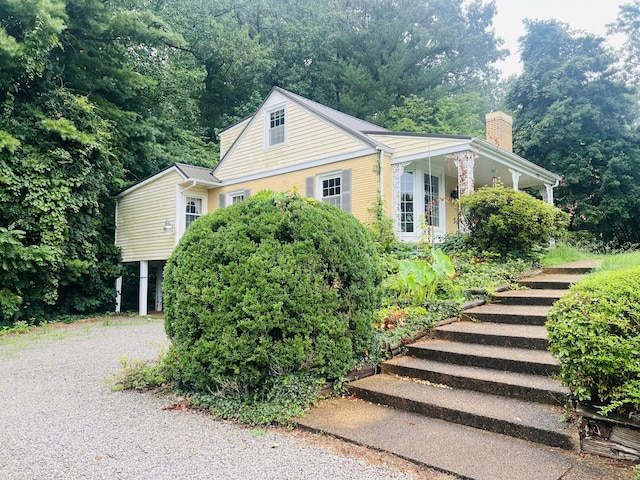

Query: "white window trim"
(182, 193), (206, 234)
(264, 103), (288, 149)
(227, 189), (246, 205)
(399, 165), (445, 242)
(317, 170), (342, 208)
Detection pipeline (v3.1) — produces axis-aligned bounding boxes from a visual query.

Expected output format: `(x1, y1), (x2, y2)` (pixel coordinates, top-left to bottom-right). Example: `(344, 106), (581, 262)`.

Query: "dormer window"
(267, 106), (286, 147)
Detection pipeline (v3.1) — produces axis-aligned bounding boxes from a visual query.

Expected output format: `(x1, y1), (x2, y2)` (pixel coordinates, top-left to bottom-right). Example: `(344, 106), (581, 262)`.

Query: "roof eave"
(472, 138), (562, 184)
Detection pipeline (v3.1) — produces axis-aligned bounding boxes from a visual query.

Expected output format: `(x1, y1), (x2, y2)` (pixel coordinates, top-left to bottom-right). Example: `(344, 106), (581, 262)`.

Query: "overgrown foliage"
(163, 191), (382, 424)
(391, 248), (457, 304)
(459, 185), (569, 258)
(547, 267), (640, 415)
(508, 19), (640, 245)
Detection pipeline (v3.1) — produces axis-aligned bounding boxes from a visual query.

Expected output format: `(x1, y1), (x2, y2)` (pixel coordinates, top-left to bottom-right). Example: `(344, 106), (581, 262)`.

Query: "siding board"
(216, 104), (369, 180)
(116, 171), (182, 262)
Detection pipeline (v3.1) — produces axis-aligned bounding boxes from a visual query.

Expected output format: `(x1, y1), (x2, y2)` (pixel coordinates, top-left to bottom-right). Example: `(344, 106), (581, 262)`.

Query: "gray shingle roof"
(175, 163), (220, 184)
(276, 87), (389, 135)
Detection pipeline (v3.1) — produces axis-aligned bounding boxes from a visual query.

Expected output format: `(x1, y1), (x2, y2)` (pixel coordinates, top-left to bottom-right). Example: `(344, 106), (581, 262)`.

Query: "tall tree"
(153, 0), (273, 138)
(324, 0), (506, 121)
(0, 0), (205, 323)
(507, 20), (640, 244)
(610, 0), (640, 81)
(385, 93), (490, 135)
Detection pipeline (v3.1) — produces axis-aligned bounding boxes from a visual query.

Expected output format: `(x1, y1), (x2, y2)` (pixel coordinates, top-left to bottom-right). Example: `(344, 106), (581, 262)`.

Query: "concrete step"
(431, 321), (550, 350)
(297, 397), (578, 480)
(382, 355), (569, 405)
(518, 274), (585, 290)
(346, 373), (577, 450)
(407, 339), (561, 376)
(462, 304), (551, 325)
(493, 289), (566, 306)
(543, 260), (600, 275)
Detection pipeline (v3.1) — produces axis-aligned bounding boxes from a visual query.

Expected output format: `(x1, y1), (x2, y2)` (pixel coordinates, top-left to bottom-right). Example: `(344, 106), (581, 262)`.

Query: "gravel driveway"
(0, 317), (419, 480)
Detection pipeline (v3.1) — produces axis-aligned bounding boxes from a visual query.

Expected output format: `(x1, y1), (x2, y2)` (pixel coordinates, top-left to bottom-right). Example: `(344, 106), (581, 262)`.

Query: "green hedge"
(459, 185), (569, 257)
(547, 267), (640, 415)
(163, 191), (382, 402)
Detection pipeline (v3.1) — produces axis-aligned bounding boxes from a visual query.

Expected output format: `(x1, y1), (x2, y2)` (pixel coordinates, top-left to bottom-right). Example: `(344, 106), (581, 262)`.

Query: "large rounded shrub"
(547, 267), (640, 415)
(459, 185), (569, 257)
(163, 191), (382, 399)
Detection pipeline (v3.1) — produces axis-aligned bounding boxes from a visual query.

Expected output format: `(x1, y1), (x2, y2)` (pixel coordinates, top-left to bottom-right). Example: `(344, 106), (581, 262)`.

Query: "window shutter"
(341, 169), (352, 213)
(219, 193), (226, 208)
(305, 176), (315, 198)
(244, 189), (251, 199)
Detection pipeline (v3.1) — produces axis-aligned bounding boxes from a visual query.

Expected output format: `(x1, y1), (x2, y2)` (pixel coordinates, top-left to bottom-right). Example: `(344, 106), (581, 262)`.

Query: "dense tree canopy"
(3, 0), (640, 321)
(507, 20), (640, 244)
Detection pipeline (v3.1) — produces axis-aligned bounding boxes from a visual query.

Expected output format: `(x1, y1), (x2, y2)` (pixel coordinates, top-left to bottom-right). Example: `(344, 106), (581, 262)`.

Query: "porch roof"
(370, 132), (561, 189)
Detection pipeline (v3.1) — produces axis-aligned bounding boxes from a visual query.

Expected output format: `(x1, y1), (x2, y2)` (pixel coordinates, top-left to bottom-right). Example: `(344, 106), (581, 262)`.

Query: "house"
(114, 86), (561, 315)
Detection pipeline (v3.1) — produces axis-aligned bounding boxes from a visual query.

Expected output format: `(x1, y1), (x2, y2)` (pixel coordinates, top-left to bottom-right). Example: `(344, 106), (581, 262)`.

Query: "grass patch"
(598, 252), (640, 272)
(540, 244), (598, 266)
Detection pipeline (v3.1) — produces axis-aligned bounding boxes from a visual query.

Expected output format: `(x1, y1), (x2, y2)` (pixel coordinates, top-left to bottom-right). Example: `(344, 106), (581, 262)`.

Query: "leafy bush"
(162, 191), (382, 423)
(459, 185), (569, 258)
(547, 267), (640, 415)
(391, 248), (457, 303)
(109, 357), (169, 392)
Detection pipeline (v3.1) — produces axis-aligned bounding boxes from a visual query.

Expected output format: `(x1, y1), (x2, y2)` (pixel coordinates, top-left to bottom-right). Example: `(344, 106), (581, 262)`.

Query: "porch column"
(115, 275), (122, 314)
(509, 168), (522, 191)
(155, 263), (163, 312)
(540, 184), (555, 205)
(139, 260), (148, 316)
(449, 151), (476, 197)
(391, 161), (411, 237)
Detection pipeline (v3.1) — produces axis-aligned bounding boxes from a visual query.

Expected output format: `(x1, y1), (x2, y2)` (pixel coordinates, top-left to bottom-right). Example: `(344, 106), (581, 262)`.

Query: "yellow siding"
(369, 135), (466, 159)
(116, 171), (181, 263)
(219, 119), (249, 159)
(444, 175), (459, 235)
(381, 151), (393, 218)
(208, 154), (380, 225)
(215, 103), (370, 180)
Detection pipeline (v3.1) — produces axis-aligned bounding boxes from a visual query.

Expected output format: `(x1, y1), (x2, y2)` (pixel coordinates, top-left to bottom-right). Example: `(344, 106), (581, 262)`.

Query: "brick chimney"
(485, 111), (513, 153)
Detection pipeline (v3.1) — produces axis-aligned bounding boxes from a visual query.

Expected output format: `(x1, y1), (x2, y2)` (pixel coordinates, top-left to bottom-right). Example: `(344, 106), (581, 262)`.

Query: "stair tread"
(519, 274), (585, 288)
(436, 320), (549, 339)
(464, 304), (551, 316)
(410, 339), (560, 366)
(494, 289), (566, 299)
(297, 398), (576, 480)
(350, 373), (571, 434)
(385, 356), (568, 394)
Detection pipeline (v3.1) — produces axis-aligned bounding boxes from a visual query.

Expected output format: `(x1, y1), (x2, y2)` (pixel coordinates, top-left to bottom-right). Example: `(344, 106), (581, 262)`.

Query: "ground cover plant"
(162, 191), (383, 425)
(547, 266), (640, 416)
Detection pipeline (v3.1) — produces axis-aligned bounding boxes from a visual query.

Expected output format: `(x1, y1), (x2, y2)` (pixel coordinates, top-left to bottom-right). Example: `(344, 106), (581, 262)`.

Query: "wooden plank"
(611, 425), (640, 453)
(582, 438), (640, 461)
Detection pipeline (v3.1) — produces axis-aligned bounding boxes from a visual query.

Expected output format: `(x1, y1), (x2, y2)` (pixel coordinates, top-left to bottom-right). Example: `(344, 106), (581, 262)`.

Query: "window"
(185, 196), (203, 228)
(424, 174), (440, 227)
(400, 172), (414, 233)
(268, 108), (286, 146)
(308, 170), (351, 213)
(227, 190), (246, 205)
(321, 175), (341, 208)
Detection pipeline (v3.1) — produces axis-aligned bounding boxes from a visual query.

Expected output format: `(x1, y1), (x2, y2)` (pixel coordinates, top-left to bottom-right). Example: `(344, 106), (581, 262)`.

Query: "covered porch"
(389, 136), (561, 243)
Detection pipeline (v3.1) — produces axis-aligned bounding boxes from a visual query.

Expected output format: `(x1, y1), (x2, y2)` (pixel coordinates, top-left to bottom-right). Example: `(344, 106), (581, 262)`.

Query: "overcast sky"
(491, 0), (627, 77)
